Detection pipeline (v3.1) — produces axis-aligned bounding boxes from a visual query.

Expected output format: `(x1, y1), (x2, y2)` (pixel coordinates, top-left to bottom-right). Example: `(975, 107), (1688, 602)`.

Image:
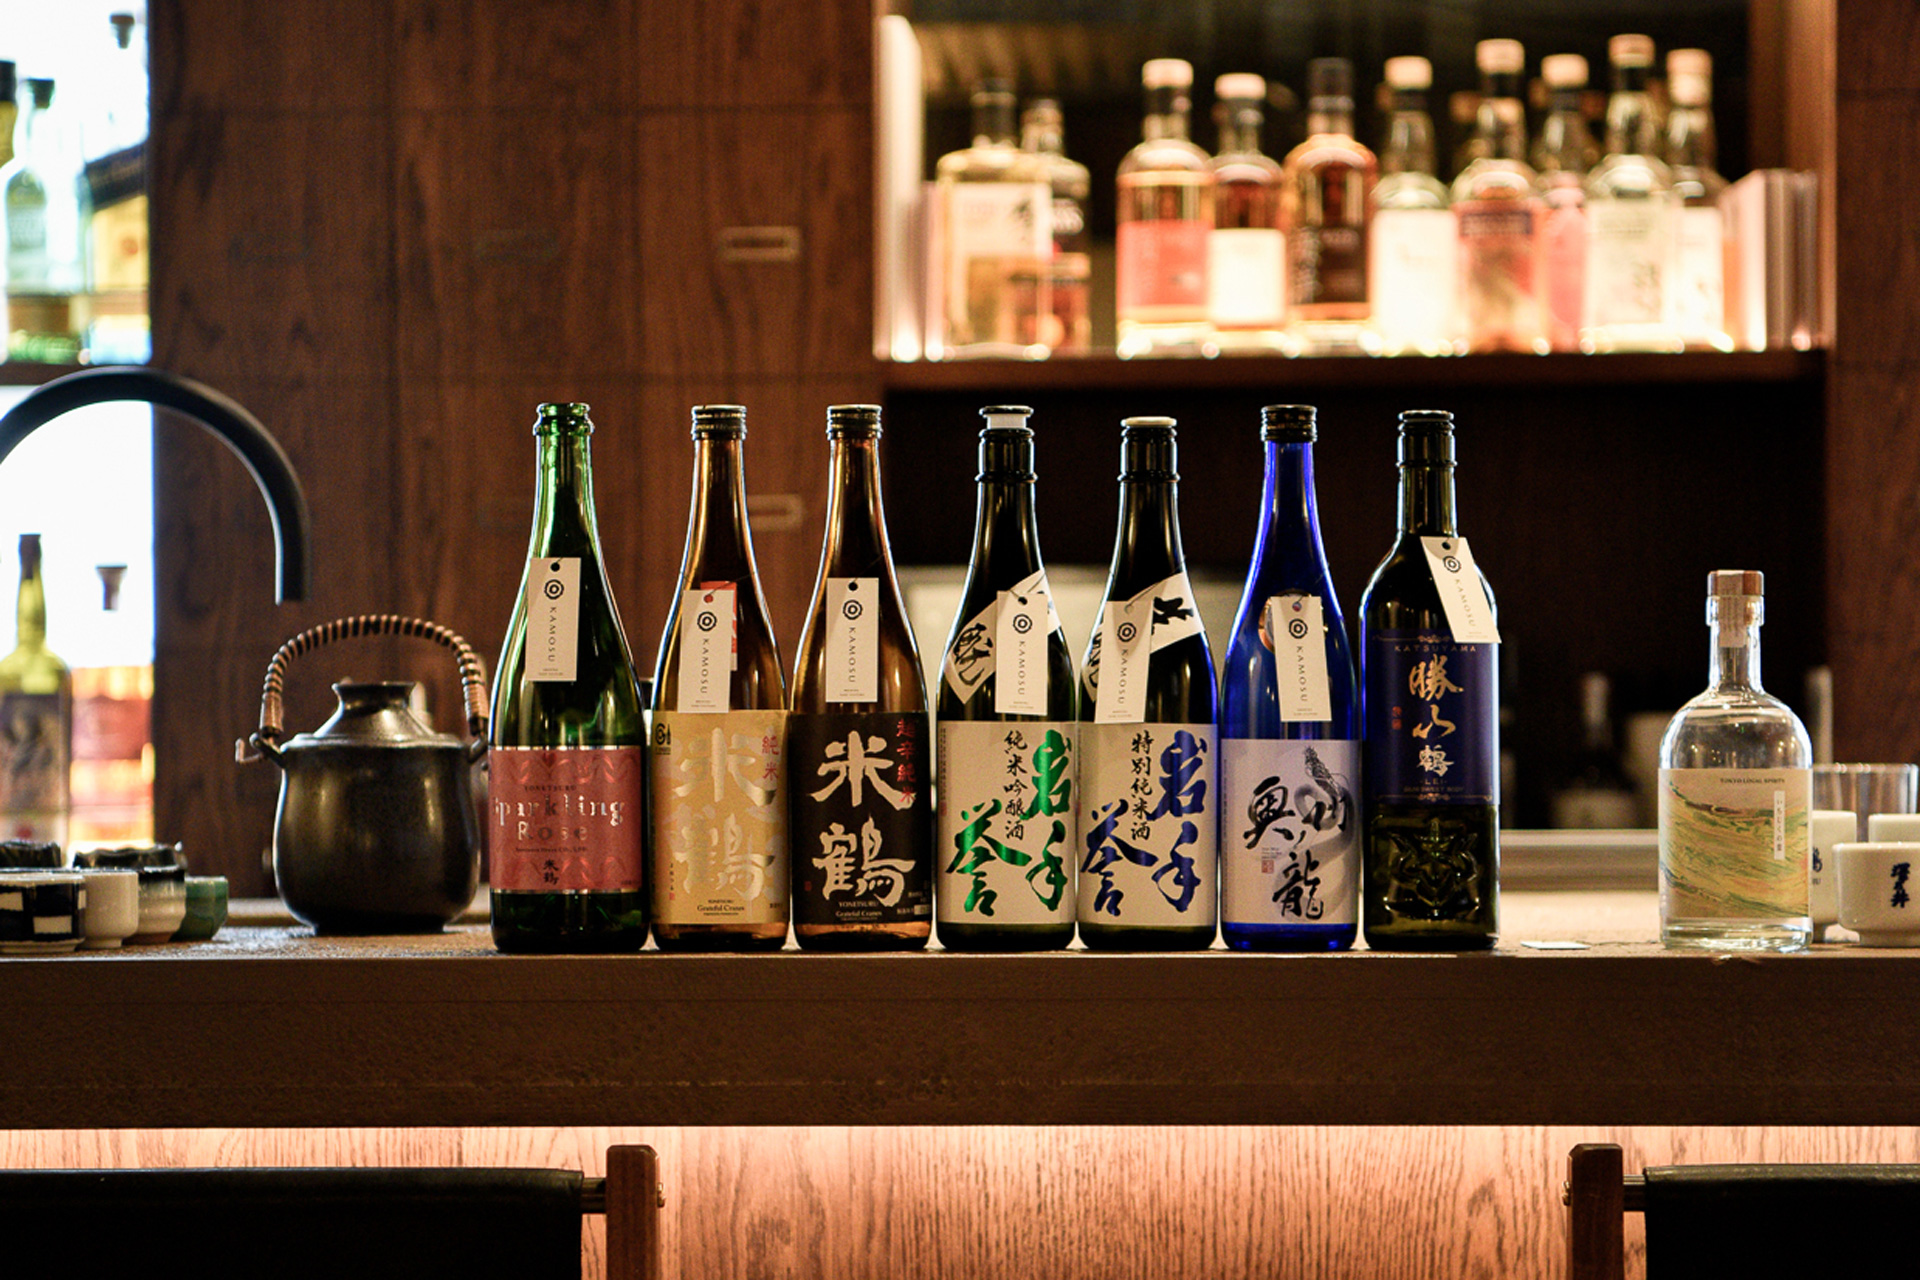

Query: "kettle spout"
(0, 366), (312, 602)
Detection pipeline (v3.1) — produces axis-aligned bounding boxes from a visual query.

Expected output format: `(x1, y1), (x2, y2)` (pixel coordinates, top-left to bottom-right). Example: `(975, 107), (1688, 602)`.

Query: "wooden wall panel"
(153, 0), (394, 114)
(394, 0), (635, 110)
(634, 0), (873, 109)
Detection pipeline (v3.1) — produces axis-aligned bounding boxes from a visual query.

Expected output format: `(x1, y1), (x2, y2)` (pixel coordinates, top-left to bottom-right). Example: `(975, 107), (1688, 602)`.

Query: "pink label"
(489, 746), (645, 891)
(1117, 220), (1209, 312)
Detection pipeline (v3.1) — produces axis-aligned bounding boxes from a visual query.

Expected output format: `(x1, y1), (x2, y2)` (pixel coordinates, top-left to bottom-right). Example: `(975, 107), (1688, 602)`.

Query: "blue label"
(1364, 631), (1497, 805)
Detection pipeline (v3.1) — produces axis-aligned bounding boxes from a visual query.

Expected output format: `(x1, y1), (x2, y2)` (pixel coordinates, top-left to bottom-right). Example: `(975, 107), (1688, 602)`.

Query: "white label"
(1586, 198), (1674, 327)
(1369, 208), (1457, 346)
(942, 599), (997, 703)
(525, 557), (581, 682)
(825, 577), (880, 704)
(994, 569), (1051, 716)
(1266, 594), (1334, 724)
(1221, 738), (1360, 928)
(1673, 205), (1726, 342)
(675, 584), (736, 714)
(937, 720), (1077, 927)
(1207, 227), (1285, 327)
(1419, 537), (1500, 644)
(1077, 723), (1216, 927)
(1092, 596), (1152, 725)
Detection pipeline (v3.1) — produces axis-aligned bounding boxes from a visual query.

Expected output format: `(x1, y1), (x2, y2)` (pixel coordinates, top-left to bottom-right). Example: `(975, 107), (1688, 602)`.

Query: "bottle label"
(824, 577), (880, 704)
(947, 181), (1051, 264)
(488, 746), (645, 892)
(1086, 571), (1204, 725)
(1117, 219), (1209, 314)
(1365, 631), (1498, 805)
(1541, 200), (1588, 346)
(1221, 738), (1359, 927)
(790, 711), (932, 926)
(936, 720), (1076, 927)
(524, 557), (582, 682)
(994, 568), (1053, 716)
(1207, 227), (1284, 326)
(1659, 767), (1811, 920)
(675, 584), (736, 713)
(1076, 722), (1215, 927)
(1287, 224), (1367, 308)
(650, 709), (788, 924)
(1673, 205), (1726, 342)
(1455, 201), (1541, 345)
(1266, 594), (1333, 723)
(1586, 199), (1673, 327)
(0, 690), (67, 841)
(1418, 537), (1500, 643)
(1369, 208), (1456, 344)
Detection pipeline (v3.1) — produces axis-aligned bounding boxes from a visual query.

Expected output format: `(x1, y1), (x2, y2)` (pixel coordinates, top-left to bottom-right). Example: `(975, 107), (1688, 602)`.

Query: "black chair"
(0, 1143), (660, 1280)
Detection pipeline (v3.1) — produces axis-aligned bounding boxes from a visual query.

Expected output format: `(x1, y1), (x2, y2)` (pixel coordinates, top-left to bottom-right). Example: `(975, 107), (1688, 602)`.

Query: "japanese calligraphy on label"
(489, 746), (645, 891)
(1659, 767), (1810, 921)
(525, 557), (581, 682)
(1076, 722), (1215, 927)
(942, 599), (997, 704)
(650, 709), (788, 925)
(1418, 537), (1499, 644)
(1084, 572), (1206, 725)
(1221, 738), (1358, 927)
(790, 712), (931, 927)
(936, 720), (1076, 927)
(676, 584), (737, 713)
(824, 578), (880, 704)
(1265, 593), (1333, 724)
(1365, 631), (1497, 806)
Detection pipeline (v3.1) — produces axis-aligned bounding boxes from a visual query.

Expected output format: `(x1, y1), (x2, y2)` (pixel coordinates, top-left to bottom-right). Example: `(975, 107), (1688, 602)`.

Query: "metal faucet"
(0, 366), (312, 601)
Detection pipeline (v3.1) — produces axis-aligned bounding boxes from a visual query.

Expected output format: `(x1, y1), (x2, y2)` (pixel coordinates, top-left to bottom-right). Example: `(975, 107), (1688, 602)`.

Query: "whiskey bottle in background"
(1116, 58), (1215, 357)
(489, 403), (648, 954)
(651, 405), (790, 951)
(1533, 54), (1598, 353)
(1207, 73), (1287, 350)
(0, 535), (71, 847)
(1282, 58), (1376, 354)
(1077, 417), (1217, 951)
(1583, 34), (1680, 353)
(68, 564), (153, 847)
(1665, 49), (1732, 352)
(1659, 571), (1811, 951)
(937, 406), (1078, 952)
(1368, 56), (1455, 357)
(790, 406), (933, 951)
(1020, 98), (1092, 355)
(6, 78), (86, 363)
(82, 11), (150, 364)
(933, 81), (1052, 360)
(1360, 410), (1499, 950)
(1549, 672), (1640, 830)
(1451, 40), (1546, 353)
(1220, 406), (1359, 952)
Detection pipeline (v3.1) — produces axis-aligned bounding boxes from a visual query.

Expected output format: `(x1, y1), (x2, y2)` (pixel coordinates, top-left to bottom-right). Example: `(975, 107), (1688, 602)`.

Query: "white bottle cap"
(980, 404), (1033, 432)
(1541, 54), (1588, 89)
(1214, 72), (1266, 100)
(1143, 58), (1193, 89)
(1668, 48), (1712, 104)
(1384, 56), (1431, 90)
(1476, 39), (1525, 75)
(1609, 34), (1656, 68)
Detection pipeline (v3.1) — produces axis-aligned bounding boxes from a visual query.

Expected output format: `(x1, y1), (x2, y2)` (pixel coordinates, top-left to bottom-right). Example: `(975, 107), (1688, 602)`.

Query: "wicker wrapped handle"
(250, 614), (489, 750)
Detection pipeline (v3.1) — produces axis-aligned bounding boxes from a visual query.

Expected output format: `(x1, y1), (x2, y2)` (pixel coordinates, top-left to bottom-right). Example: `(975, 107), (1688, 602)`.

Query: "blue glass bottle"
(1219, 404), (1360, 951)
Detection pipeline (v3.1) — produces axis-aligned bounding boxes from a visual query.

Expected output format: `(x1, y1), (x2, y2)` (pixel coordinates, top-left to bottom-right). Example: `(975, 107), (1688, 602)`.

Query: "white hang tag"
(676, 583), (736, 713)
(1142, 571), (1204, 652)
(1266, 594), (1334, 723)
(1420, 537), (1501, 644)
(825, 576), (880, 704)
(525, 557), (581, 682)
(994, 568), (1051, 716)
(943, 599), (996, 703)
(1093, 595), (1152, 724)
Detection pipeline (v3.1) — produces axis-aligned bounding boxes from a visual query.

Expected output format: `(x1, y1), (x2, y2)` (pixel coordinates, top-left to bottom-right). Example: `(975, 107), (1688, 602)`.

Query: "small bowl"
(1836, 841), (1920, 946)
(0, 839), (65, 869)
(73, 843), (185, 872)
(74, 868), (140, 949)
(1811, 809), (1856, 936)
(173, 875), (228, 942)
(0, 870), (86, 954)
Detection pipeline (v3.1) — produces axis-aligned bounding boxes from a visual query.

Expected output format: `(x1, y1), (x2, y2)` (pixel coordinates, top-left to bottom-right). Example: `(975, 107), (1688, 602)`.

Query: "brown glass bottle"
(650, 405), (789, 951)
(789, 405), (932, 950)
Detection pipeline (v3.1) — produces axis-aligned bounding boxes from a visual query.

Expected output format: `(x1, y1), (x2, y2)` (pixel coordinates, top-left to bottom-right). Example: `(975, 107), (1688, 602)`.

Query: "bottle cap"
(1542, 54), (1588, 89)
(0, 62), (15, 101)
(1306, 57), (1352, 103)
(1709, 569), (1764, 597)
(1384, 57), (1431, 91)
(1260, 404), (1317, 443)
(1396, 409), (1455, 465)
(534, 402), (592, 434)
(1398, 408), (1454, 432)
(1119, 417), (1178, 481)
(826, 403), (882, 437)
(1476, 39), (1525, 75)
(979, 404), (1033, 433)
(27, 77), (53, 109)
(691, 404), (747, 438)
(1609, 34), (1655, 68)
(1143, 58), (1192, 90)
(1119, 415), (1177, 436)
(1214, 72), (1266, 101)
(1668, 49), (1711, 104)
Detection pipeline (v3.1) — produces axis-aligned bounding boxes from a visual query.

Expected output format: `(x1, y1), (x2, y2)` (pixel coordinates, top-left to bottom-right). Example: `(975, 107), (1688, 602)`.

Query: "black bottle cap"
(533, 402), (592, 433)
(1396, 409), (1455, 465)
(1261, 404), (1318, 443)
(977, 406), (1035, 480)
(691, 404), (747, 438)
(1120, 416), (1177, 481)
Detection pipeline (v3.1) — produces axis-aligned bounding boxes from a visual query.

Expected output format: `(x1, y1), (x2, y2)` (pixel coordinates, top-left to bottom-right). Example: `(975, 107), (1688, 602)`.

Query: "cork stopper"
(1668, 49), (1711, 105)
(1214, 72), (1265, 101)
(1542, 54), (1589, 89)
(1609, 34), (1655, 68)
(1384, 56), (1431, 91)
(1477, 39), (1525, 75)
(1143, 58), (1192, 90)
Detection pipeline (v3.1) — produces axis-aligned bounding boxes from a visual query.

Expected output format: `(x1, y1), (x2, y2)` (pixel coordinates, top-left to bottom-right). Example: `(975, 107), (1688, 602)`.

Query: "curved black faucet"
(0, 367), (312, 602)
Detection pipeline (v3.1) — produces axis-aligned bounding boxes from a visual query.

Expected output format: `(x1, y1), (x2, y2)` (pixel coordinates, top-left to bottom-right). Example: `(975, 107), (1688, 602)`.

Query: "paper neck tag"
(676, 583), (736, 713)
(825, 576), (880, 704)
(1419, 536), (1500, 644)
(994, 568), (1051, 716)
(525, 557), (581, 682)
(1142, 571), (1203, 653)
(1093, 594), (1152, 724)
(1266, 593), (1334, 723)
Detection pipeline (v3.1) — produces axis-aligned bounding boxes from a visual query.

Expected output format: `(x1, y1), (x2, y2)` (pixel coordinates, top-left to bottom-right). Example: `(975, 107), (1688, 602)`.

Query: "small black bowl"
(0, 840), (64, 869)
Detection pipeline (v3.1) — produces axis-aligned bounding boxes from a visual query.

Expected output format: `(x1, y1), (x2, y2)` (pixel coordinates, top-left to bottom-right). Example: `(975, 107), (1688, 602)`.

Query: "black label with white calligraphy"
(790, 712), (932, 926)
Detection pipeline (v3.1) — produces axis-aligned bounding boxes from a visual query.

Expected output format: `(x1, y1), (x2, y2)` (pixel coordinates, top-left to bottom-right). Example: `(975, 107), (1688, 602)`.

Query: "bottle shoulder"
(1373, 171), (1448, 210)
(1585, 152), (1675, 199)
(1660, 689), (1811, 768)
(938, 143), (1046, 185)
(1452, 159), (1539, 203)
(1119, 138), (1214, 179)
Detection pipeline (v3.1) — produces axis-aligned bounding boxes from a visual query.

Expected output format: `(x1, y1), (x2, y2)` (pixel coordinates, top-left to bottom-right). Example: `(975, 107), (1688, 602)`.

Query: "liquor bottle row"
(931, 35), (1757, 360)
(488, 399), (1503, 955)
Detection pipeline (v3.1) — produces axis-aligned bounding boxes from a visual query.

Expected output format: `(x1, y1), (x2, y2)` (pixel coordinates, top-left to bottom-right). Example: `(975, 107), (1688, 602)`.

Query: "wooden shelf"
(5, 890), (1916, 1132)
(882, 349), (1826, 395)
(0, 361), (87, 388)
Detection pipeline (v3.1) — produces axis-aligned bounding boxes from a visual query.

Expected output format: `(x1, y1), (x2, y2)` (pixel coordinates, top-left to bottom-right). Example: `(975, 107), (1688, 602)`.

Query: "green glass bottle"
(489, 403), (648, 953)
(0, 533), (71, 847)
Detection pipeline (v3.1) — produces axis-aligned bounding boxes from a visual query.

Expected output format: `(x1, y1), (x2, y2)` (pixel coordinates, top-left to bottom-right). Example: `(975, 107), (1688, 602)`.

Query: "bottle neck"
(972, 98), (1018, 148)
(1306, 100), (1354, 139)
(1667, 102), (1717, 171)
(683, 435), (754, 582)
(971, 431), (1041, 585)
(1381, 100), (1436, 175)
(14, 552), (46, 649)
(1108, 475), (1185, 593)
(1708, 601), (1765, 693)
(1605, 68), (1660, 156)
(1143, 86), (1191, 141)
(821, 433), (891, 575)
(1397, 459), (1458, 536)
(1537, 98), (1594, 172)
(1257, 438), (1331, 573)
(1021, 117), (1063, 157)
(1216, 106), (1264, 156)
(531, 428), (601, 557)
(1475, 74), (1528, 160)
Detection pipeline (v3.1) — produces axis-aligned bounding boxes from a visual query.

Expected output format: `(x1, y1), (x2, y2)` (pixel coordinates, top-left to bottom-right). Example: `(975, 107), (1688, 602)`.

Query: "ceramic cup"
(75, 868), (141, 949)
(173, 875), (229, 941)
(75, 847), (189, 944)
(1835, 841), (1920, 946)
(1867, 813), (1920, 842)
(1810, 809), (1856, 937)
(0, 870), (87, 955)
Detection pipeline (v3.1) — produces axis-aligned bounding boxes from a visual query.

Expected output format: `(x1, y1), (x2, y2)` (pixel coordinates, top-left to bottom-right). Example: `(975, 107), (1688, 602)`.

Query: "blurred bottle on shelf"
(1549, 672), (1639, 829)
(1368, 56), (1454, 356)
(1282, 58), (1376, 354)
(0, 535), (70, 846)
(1020, 99), (1091, 355)
(1207, 73), (1287, 351)
(1533, 55), (1598, 353)
(1583, 34), (1680, 353)
(933, 81), (1052, 360)
(1116, 58), (1215, 357)
(7, 77), (88, 363)
(1452, 39), (1546, 353)
(1665, 49), (1733, 352)
(81, 11), (151, 364)
(68, 565), (153, 847)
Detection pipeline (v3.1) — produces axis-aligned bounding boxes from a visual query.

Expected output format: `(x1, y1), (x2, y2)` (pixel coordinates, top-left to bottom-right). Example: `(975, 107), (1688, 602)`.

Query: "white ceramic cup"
(76, 868), (140, 949)
(1867, 812), (1920, 842)
(1835, 841), (1920, 946)
(1810, 809), (1856, 935)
